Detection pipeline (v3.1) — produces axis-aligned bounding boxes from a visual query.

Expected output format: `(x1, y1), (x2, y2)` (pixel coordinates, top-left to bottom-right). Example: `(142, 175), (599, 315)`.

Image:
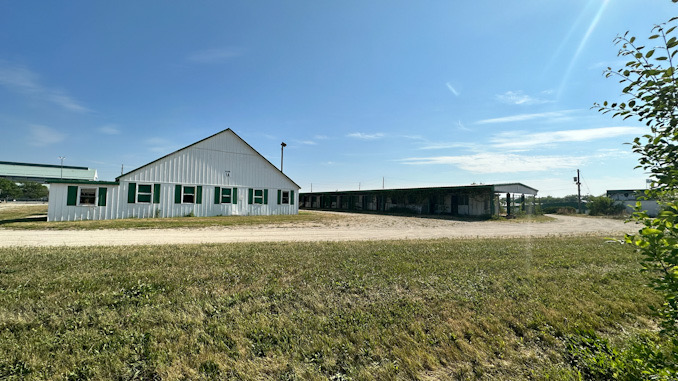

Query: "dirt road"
(0, 212), (638, 247)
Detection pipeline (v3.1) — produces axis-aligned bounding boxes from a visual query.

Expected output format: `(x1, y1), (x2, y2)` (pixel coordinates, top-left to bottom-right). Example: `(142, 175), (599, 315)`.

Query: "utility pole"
(59, 156), (66, 179)
(574, 169), (582, 214)
(280, 142), (287, 172)
(382, 177), (384, 189)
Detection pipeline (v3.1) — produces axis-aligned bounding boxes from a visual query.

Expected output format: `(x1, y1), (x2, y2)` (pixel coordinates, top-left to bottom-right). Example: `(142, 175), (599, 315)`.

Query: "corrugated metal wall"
(47, 130), (300, 221)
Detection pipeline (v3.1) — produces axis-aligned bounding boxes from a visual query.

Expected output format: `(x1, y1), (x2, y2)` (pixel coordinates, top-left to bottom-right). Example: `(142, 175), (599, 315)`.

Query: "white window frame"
(137, 184), (153, 203)
(253, 189), (264, 204)
(281, 190), (290, 205)
(79, 187), (97, 206)
(221, 188), (232, 204)
(183, 186), (196, 204)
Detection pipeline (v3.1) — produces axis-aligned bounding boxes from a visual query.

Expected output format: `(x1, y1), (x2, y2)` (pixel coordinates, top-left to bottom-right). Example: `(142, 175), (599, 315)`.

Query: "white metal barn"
(47, 129), (300, 221)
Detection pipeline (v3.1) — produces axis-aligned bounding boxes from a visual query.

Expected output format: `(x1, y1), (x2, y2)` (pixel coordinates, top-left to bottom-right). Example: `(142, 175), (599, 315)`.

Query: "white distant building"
(606, 189), (660, 217)
(47, 129), (300, 221)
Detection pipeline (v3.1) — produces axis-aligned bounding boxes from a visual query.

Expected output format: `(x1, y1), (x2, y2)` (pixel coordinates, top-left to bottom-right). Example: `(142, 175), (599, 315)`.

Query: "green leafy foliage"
(595, 19), (678, 197)
(588, 196), (627, 216)
(0, 178), (21, 199)
(0, 179), (48, 200)
(597, 14), (678, 378)
(566, 330), (676, 380)
(18, 181), (48, 199)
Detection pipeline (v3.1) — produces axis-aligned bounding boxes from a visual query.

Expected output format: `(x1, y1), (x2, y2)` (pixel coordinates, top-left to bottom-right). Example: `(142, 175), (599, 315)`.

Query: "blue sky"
(0, 1), (674, 196)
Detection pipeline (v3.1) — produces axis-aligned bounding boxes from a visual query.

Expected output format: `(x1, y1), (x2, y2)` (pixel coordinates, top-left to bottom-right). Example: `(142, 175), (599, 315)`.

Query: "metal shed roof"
(0, 161), (98, 183)
(300, 183), (538, 196)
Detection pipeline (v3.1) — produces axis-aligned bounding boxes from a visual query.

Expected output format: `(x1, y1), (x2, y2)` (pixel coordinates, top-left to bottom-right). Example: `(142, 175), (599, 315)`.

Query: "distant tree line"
(537, 194), (626, 216)
(0, 178), (49, 200)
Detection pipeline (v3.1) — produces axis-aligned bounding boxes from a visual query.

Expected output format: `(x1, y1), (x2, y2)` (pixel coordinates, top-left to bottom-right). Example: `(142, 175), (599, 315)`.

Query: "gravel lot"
(0, 210), (638, 247)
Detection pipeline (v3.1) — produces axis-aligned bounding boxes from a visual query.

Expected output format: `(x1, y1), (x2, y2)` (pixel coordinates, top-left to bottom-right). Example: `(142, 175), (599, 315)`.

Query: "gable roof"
(116, 128), (300, 188)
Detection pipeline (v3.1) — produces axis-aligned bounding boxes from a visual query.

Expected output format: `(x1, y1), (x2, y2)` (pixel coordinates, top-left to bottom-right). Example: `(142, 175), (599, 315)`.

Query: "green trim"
(248, 188), (253, 204)
(67, 186), (77, 206)
(175, 185), (181, 204)
(48, 179), (119, 185)
(277, 189), (282, 205)
(153, 184), (161, 204)
(291, 190), (294, 205)
(233, 188), (238, 205)
(98, 187), (107, 206)
(214, 186), (221, 204)
(128, 183), (136, 204)
(196, 186), (203, 204)
(264, 189), (268, 205)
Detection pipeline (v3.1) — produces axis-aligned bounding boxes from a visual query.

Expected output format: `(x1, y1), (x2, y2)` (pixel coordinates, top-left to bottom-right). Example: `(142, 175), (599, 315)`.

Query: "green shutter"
(98, 187), (107, 206)
(291, 190), (295, 205)
(128, 183), (136, 204)
(153, 184), (161, 204)
(233, 188), (238, 204)
(214, 187), (221, 204)
(277, 190), (282, 205)
(248, 188), (253, 204)
(264, 189), (268, 204)
(67, 186), (77, 206)
(196, 186), (202, 204)
(175, 185), (182, 204)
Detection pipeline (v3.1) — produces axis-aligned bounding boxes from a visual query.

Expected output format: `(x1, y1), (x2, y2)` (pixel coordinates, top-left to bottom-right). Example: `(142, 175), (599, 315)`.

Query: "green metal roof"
(46, 179), (119, 185)
(0, 161), (97, 183)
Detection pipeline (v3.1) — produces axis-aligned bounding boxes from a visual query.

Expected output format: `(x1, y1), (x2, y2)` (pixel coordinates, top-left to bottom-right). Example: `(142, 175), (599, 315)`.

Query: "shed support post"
(506, 193), (511, 216)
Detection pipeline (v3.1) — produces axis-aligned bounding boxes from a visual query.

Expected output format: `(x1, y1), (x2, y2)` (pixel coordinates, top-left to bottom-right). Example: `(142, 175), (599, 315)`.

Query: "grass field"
(0, 237), (662, 380)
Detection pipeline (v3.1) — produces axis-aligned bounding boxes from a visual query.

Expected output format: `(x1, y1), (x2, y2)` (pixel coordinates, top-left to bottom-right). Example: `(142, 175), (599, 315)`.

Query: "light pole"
(59, 156), (66, 179)
(280, 142), (287, 172)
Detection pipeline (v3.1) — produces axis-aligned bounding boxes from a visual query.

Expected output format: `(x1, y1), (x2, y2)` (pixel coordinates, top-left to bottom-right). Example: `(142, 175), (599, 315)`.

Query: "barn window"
(221, 188), (233, 203)
(214, 187), (238, 204)
(248, 188), (268, 204)
(183, 186), (195, 203)
(174, 185), (202, 204)
(137, 184), (152, 203)
(254, 189), (264, 204)
(79, 188), (96, 205)
(277, 190), (295, 205)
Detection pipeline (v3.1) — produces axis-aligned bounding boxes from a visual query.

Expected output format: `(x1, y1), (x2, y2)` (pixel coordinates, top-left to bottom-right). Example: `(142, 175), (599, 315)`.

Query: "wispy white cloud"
(490, 126), (645, 149)
(314, 135), (329, 140)
(98, 125), (121, 135)
(419, 142), (477, 150)
(445, 82), (460, 96)
(145, 137), (178, 153)
(28, 125), (66, 147)
(496, 90), (552, 105)
(457, 120), (471, 131)
(400, 152), (587, 173)
(475, 110), (577, 125)
(0, 62), (89, 113)
(297, 140), (317, 145)
(187, 48), (243, 64)
(347, 132), (385, 140)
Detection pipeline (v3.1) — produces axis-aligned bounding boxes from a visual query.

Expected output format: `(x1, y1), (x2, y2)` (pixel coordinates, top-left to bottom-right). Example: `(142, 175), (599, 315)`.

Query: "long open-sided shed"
(47, 129), (300, 221)
(300, 183), (538, 217)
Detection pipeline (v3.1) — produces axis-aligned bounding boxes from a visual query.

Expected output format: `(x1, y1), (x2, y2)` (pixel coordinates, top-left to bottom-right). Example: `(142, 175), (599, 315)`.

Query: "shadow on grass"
(0, 215), (47, 225)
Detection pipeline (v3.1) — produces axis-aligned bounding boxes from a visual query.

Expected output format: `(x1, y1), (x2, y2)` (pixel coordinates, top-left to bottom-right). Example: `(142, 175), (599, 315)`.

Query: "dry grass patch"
(0, 237), (664, 379)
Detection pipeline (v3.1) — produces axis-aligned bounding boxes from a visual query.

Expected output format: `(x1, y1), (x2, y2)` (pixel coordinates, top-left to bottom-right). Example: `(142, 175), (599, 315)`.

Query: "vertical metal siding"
(49, 130), (300, 221)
